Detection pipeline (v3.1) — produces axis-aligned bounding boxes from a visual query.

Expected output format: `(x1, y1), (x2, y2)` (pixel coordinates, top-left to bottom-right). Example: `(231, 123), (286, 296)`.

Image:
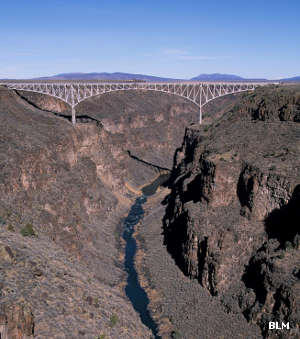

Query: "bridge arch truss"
(2, 81), (270, 124)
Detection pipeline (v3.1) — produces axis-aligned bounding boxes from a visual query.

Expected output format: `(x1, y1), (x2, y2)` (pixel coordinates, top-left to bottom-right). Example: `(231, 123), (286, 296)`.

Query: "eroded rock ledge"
(163, 86), (300, 338)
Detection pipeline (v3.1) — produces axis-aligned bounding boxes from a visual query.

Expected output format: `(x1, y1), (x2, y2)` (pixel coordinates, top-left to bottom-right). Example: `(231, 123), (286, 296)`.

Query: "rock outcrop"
(0, 302), (34, 339)
(163, 85), (300, 338)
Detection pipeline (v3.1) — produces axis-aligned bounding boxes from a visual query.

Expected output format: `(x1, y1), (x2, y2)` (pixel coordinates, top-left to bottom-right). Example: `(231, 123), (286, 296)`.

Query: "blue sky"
(1, 0), (299, 79)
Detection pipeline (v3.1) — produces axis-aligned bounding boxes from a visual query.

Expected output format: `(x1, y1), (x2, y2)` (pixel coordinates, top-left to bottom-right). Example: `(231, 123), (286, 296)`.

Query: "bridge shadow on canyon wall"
(15, 90), (103, 126)
(52, 112), (103, 126)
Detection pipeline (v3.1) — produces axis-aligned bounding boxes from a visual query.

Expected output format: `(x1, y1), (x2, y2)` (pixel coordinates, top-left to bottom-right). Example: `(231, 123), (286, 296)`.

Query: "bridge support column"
(199, 105), (202, 124)
(72, 107), (76, 125)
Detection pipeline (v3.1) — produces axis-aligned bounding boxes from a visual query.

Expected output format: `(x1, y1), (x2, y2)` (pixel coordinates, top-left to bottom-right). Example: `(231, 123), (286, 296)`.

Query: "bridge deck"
(0, 80), (278, 124)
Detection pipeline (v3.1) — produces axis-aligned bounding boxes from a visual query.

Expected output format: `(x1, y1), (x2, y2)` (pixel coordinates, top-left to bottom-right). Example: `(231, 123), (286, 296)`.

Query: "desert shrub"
(93, 297), (99, 307)
(109, 313), (118, 328)
(7, 224), (14, 232)
(20, 223), (36, 237)
(171, 329), (182, 338)
(284, 241), (293, 249)
(277, 252), (285, 259)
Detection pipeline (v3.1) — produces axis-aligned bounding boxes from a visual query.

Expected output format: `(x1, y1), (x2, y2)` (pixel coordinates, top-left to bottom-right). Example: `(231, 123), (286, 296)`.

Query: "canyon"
(0, 84), (299, 338)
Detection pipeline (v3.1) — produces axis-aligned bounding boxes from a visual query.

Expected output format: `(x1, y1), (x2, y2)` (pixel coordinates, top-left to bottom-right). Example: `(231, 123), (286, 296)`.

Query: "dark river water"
(122, 174), (169, 338)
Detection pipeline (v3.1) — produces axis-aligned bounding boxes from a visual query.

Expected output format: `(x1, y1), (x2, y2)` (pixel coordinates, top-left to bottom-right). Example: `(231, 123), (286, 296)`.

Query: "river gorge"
(0, 84), (299, 338)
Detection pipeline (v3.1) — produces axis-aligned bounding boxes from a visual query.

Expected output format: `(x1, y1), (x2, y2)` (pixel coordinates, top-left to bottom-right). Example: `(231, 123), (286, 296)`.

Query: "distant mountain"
(190, 73), (268, 81)
(191, 73), (245, 81)
(280, 76), (300, 82)
(35, 72), (179, 82)
(31, 72), (273, 82)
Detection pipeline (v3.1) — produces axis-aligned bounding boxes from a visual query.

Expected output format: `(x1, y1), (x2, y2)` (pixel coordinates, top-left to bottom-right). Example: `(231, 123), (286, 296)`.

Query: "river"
(122, 174), (169, 338)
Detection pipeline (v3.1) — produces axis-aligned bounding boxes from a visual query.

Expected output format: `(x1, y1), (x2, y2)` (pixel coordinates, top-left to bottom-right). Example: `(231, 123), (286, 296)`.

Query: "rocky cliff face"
(163, 85), (300, 338)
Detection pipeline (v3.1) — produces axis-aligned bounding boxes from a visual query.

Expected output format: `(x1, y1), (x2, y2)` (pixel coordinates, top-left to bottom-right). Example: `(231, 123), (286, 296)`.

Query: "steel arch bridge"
(1, 81), (273, 124)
